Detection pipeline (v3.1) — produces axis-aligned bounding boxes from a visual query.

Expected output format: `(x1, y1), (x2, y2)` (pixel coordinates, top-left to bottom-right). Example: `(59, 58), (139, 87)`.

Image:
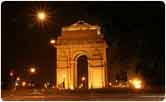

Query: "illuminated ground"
(2, 88), (165, 101)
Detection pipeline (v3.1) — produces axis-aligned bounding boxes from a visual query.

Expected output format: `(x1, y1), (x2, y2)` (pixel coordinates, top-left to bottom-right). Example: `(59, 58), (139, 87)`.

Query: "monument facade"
(53, 20), (109, 89)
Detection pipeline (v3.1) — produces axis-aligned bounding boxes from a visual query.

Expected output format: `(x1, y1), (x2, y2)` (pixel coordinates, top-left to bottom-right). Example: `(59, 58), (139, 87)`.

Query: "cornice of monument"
(62, 20), (101, 34)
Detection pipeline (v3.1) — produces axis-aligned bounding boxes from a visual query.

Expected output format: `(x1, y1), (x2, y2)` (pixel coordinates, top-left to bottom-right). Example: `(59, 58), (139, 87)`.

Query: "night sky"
(2, 1), (165, 87)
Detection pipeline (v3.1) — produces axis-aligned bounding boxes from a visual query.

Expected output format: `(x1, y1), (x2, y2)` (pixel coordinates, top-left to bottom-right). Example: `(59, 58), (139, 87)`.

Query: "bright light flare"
(15, 82), (19, 86)
(130, 78), (142, 89)
(30, 5), (54, 28)
(50, 39), (56, 44)
(109, 82), (112, 86)
(22, 81), (26, 87)
(30, 67), (36, 74)
(81, 76), (86, 81)
(37, 11), (47, 21)
(9, 72), (14, 77)
(16, 77), (20, 81)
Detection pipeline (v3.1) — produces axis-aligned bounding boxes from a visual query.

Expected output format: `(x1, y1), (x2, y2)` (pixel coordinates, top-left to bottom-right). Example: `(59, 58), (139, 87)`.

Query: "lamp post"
(28, 67), (37, 88)
(9, 70), (17, 91)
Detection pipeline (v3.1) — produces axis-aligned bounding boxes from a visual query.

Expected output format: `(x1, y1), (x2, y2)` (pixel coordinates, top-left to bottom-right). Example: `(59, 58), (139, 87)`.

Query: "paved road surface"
(2, 93), (165, 101)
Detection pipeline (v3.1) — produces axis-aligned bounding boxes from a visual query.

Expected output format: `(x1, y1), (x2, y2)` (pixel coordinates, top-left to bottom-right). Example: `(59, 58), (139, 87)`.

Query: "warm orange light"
(52, 85), (55, 89)
(79, 83), (83, 88)
(22, 81), (26, 87)
(50, 39), (55, 44)
(37, 11), (46, 21)
(109, 82), (112, 86)
(130, 78), (142, 89)
(63, 74), (66, 78)
(70, 85), (74, 90)
(81, 76), (86, 81)
(44, 83), (48, 88)
(16, 77), (20, 81)
(30, 67), (36, 73)
(15, 82), (19, 86)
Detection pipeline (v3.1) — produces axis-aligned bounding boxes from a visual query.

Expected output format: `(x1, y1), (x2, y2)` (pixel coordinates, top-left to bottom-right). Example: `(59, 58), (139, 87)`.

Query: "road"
(2, 92), (165, 101)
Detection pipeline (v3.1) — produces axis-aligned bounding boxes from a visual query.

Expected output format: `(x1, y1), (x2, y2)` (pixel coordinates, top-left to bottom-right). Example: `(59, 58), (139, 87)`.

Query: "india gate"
(52, 20), (109, 89)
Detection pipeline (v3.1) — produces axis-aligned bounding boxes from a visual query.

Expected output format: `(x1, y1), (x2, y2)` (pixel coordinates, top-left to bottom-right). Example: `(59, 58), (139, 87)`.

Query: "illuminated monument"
(53, 20), (109, 89)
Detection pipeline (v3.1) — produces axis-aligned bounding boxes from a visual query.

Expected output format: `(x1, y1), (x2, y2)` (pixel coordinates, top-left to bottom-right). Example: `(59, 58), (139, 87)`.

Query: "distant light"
(70, 85), (74, 90)
(30, 67), (36, 73)
(15, 82), (19, 86)
(31, 83), (35, 87)
(44, 83), (48, 88)
(37, 11), (46, 21)
(22, 81), (26, 87)
(16, 77), (20, 81)
(109, 82), (112, 86)
(10, 72), (14, 77)
(79, 83), (83, 88)
(50, 39), (55, 44)
(81, 76), (86, 81)
(52, 85), (55, 89)
(130, 78), (142, 89)
(134, 84), (141, 89)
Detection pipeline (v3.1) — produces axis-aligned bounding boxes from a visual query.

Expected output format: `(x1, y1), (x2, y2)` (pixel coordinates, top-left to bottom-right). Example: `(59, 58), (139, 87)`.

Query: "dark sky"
(2, 1), (165, 85)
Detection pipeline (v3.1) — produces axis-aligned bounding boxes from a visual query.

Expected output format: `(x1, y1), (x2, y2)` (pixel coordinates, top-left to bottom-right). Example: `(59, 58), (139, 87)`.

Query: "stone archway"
(73, 51), (90, 88)
(76, 55), (88, 88)
(55, 21), (108, 89)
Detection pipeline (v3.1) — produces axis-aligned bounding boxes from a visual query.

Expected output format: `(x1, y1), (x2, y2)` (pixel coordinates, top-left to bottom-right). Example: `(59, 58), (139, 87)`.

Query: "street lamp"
(16, 76), (20, 81)
(29, 67), (36, 74)
(28, 67), (37, 89)
(37, 11), (47, 22)
(129, 78), (143, 89)
(50, 39), (56, 44)
(22, 81), (27, 87)
(9, 70), (17, 91)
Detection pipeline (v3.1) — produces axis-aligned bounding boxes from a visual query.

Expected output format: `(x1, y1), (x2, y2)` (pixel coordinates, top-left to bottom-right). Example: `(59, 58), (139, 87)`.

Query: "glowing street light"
(37, 11), (47, 22)
(15, 82), (19, 86)
(129, 78), (143, 89)
(16, 76), (20, 81)
(132, 79), (142, 89)
(29, 67), (36, 74)
(22, 81), (27, 87)
(50, 39), (56, 44)
(32, 6), (53, 28)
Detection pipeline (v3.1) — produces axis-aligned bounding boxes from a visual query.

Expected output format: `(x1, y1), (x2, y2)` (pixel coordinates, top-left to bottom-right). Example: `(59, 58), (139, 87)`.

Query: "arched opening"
(77, 55), (88, 88)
